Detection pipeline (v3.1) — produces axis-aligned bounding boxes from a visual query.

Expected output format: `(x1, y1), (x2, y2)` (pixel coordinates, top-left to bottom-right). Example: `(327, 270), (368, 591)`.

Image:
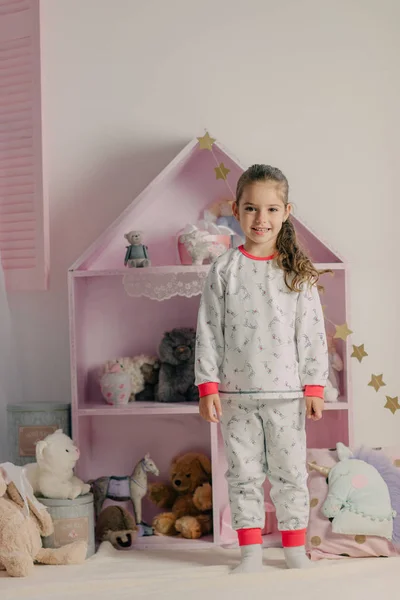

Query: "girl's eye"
(245, 206), (255, 212)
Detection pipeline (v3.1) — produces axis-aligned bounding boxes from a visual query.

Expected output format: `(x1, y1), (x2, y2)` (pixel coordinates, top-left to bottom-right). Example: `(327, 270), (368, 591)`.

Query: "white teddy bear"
(24, 430), (90, 500)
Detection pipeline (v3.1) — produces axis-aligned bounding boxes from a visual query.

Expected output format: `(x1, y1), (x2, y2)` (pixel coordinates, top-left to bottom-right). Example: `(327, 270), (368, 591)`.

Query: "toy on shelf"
(90, 454), (159, 536)
(202, 197), (245, 247)
(309, 443), (400, 541)
(156, 327), (199, 403)
(95, 505), (138, 550)
(0, 464), (87, 577)
(24, 430), (91, 500)
(148, 452), (212, 539)
(324, 334), (344, 402)
(100, 363), (131, 406)
(178, 224), (229, 266)
(135, 359), (161, 401)
(100, 355), (160, 403)
(124, 230), (151, 268)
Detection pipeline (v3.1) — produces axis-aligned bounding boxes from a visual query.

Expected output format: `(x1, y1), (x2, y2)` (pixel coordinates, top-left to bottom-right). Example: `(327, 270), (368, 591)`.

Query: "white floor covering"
(1, 542), (397, 600)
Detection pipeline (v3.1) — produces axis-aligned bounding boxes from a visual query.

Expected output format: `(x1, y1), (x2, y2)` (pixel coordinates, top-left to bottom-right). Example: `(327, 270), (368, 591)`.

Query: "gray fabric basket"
(38, 493), (95, 558)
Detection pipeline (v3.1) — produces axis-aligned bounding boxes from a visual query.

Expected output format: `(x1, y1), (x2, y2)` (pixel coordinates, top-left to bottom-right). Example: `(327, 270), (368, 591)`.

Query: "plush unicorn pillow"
(309, 443), (397, 539)
(306, 446), (400, 560)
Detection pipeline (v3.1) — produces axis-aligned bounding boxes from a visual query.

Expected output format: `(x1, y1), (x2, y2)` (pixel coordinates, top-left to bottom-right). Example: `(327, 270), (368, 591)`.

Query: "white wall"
(3, 0), (399, 460)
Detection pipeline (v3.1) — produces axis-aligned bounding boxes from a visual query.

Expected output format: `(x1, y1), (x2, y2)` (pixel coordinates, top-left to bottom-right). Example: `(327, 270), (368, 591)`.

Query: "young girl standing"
(195, 165), (328, 573)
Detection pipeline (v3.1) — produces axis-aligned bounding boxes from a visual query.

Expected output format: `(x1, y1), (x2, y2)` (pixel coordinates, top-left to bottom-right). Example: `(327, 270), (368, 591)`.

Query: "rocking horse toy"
(89, 453), (159, 536)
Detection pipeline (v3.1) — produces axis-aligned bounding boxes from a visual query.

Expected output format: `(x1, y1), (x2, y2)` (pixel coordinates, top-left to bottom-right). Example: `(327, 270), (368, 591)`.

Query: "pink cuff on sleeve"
(198, 382), (219, 397)
(304, 385), (324, 399)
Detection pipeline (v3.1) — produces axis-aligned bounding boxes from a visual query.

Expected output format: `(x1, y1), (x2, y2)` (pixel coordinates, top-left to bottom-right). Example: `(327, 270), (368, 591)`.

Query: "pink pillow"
(306, 447), (400, 560)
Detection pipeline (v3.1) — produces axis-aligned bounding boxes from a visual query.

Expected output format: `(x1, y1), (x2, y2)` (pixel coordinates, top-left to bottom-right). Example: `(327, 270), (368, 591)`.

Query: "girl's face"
(233, 181), (291, 253)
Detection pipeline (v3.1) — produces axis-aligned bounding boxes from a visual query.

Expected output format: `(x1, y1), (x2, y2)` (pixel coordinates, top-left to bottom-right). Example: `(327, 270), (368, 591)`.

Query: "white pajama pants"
(219, 395), (309, 532)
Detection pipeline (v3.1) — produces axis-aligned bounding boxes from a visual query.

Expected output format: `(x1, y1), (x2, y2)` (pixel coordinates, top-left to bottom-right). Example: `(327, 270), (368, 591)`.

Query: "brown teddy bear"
(0, 468), (87, 577)
(95, 505), (138, 549)
(148, 452), (212, 539)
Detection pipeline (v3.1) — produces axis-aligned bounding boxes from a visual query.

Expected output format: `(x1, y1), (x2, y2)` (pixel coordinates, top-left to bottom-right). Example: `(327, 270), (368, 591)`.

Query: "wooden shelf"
(78, 401), (200, 416)
(324, 400), (348, 410)
(70, 262), (346, 302)
(70, 263), (343, 278)
(70, 265), (210, 277)
(135, 532), (281, 550)
(78, 399), (348, 417)
(135, 533), (214, 550)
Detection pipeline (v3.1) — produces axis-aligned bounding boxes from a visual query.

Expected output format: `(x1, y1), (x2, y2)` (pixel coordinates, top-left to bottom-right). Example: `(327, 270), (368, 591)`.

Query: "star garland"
(351, 344), (368, 363)
(384, 396), (400, 415)
(197, 130), (236, 198)
(197, 132), (216, 151)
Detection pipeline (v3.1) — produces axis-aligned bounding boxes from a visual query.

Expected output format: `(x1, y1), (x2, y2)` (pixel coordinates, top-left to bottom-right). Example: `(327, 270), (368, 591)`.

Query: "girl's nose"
(255, 210), (269, 223)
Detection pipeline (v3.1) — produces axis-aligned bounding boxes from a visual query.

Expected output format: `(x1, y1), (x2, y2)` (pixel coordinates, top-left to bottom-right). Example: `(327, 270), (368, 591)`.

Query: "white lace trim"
(122, 266), (209, 301)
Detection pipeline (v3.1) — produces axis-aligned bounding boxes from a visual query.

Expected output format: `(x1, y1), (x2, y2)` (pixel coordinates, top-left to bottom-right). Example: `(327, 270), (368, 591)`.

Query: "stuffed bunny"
(0, 465), (86, 577)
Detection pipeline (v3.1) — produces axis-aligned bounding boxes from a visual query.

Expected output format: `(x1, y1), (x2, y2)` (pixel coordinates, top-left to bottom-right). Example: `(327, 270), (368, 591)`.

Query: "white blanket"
(0, 542), (398, 600)
(0, 462), (46, 516)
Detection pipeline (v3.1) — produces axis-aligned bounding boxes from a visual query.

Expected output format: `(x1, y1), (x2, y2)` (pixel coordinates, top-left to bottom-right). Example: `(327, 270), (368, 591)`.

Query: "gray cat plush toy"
(156, 328), (199, 403)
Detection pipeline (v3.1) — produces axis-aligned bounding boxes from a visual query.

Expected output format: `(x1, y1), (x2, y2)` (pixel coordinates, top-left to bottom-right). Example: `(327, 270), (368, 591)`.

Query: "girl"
(195, 164), (328, 573)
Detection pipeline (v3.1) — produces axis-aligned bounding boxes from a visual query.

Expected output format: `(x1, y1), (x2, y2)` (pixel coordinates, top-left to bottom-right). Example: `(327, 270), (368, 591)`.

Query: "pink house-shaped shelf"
(69, 136), (352, 549)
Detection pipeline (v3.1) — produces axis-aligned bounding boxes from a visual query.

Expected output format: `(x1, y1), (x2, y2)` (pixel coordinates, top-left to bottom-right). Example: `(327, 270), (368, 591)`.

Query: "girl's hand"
(199, 394), (222, 423)
(306, 396), (324, 421)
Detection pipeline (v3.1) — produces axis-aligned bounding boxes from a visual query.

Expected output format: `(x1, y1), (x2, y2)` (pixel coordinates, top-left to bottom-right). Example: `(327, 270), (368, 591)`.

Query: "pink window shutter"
(0, 0), (49, 291)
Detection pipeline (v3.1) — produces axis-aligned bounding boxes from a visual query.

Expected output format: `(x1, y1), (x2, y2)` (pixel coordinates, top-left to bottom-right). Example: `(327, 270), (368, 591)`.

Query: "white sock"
(231, 544), (263, 574)
(283, 545), (313, 569)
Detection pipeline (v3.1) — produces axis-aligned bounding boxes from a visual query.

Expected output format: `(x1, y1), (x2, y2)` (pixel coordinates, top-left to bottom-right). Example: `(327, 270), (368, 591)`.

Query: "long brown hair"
(236, 164), (321, 292)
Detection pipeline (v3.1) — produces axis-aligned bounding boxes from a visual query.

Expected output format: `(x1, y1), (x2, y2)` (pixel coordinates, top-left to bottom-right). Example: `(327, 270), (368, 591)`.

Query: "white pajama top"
(195, 247), (328, 400)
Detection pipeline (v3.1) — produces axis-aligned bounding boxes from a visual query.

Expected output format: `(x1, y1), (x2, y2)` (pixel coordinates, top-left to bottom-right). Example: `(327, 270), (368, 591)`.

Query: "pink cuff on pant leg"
(237, 528), (263, 546)
(281, 529), (306, 547)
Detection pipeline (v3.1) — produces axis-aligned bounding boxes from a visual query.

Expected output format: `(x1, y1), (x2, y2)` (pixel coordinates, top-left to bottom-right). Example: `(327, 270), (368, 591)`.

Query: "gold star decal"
(351, 344), (368, 363)
(384, 396), (400, 415)
(333, 323), (353, 341)
(215, 162), (230, 180)
(197, 132), (216, 150)
(368, 374), (386, 393)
